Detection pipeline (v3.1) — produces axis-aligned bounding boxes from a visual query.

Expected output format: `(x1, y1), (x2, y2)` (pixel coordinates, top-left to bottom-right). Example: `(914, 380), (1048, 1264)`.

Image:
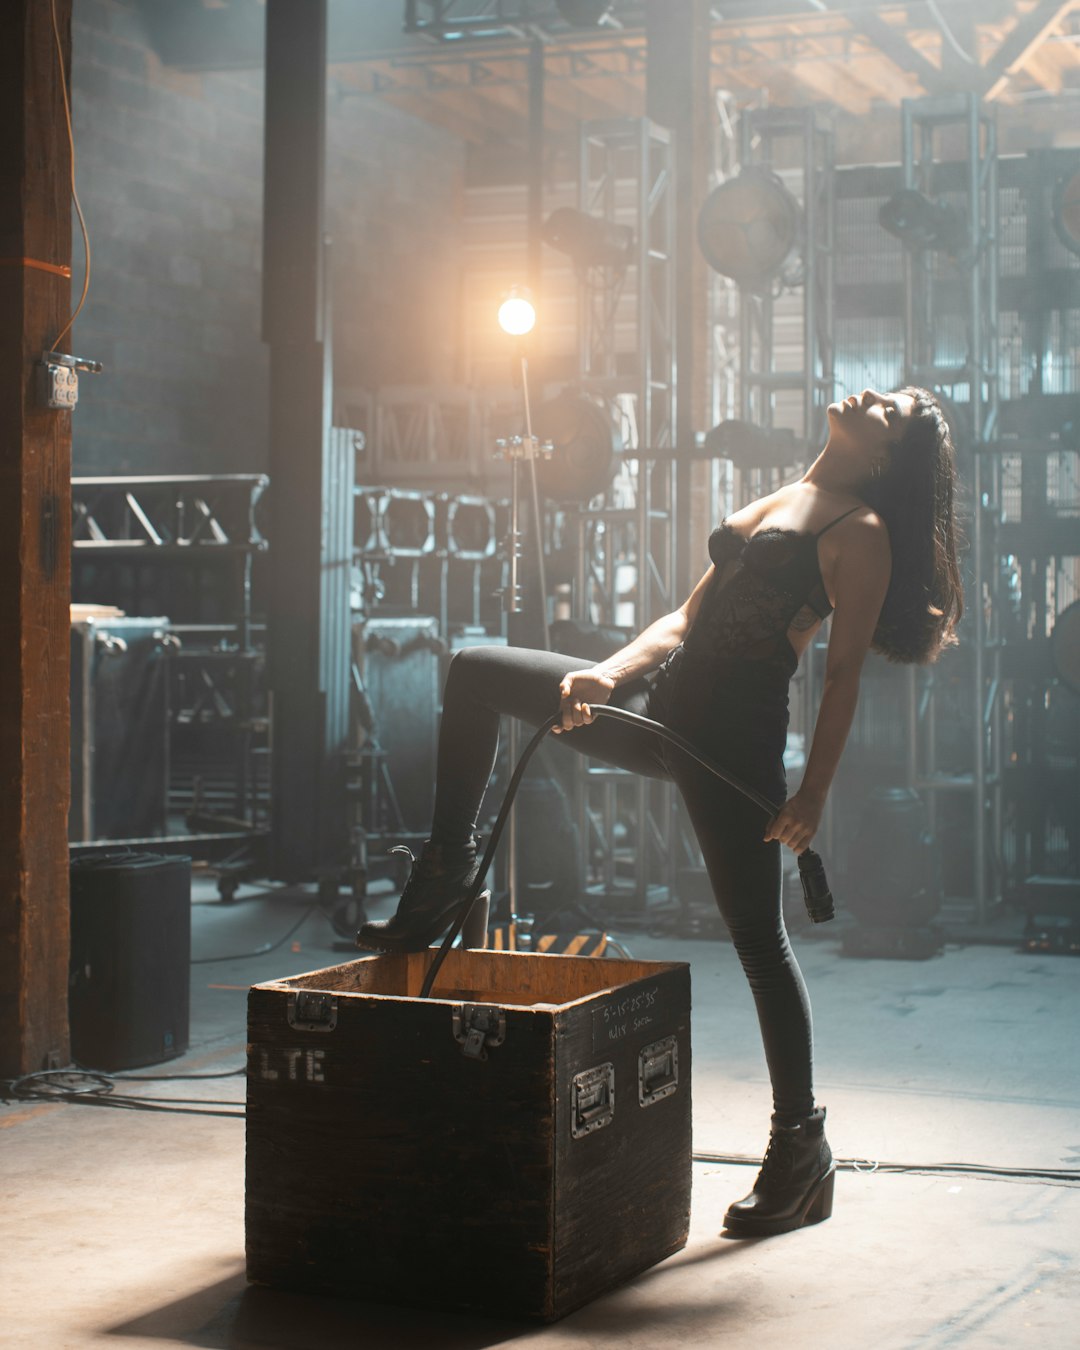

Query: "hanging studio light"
(542, 207), (635, 271)
(1052, 163), (1080, 257)
(697, 168), (802, 292)
(533, 388), (622, 505)
(878, 188), (967, 254)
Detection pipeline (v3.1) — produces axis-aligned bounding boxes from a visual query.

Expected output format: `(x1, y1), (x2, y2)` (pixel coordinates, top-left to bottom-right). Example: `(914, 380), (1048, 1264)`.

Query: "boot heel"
(803, 1168), (835, 1226)
(460, 889), (491, 949)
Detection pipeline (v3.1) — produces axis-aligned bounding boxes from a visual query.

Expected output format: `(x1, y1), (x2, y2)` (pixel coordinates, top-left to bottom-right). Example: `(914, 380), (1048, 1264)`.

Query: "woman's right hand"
(554, 668), (616, 734)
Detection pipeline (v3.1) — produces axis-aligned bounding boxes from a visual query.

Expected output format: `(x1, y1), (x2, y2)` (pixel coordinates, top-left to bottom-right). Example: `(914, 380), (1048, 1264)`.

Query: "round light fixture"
(498, 286), (536, 337)
(533, 389), (622, 504)
(697, 168), (802, 292)
(1052, 164), (1080, 258)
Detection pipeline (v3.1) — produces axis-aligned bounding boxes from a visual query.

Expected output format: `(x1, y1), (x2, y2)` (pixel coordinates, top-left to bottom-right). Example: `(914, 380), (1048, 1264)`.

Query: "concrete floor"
(3, 879), (1079, 1349)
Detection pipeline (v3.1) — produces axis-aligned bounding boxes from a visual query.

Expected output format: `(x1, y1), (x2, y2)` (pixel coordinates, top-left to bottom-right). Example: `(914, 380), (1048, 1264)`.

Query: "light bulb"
(497, 288), (536, 336)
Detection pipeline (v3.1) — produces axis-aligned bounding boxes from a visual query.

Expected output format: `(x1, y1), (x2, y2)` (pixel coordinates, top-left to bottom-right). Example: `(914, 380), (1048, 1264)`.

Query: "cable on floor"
(691, 1150), (1080, 1185)
(6, 1069), (1080, 1185)
(191, 902), (319, 964)
(2, 1068), (244, 1119)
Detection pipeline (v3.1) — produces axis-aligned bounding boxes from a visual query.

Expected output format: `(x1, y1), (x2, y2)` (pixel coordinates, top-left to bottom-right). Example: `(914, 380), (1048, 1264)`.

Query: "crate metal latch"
(638, 1035), (678, 1107)
(287, 990), (338, 1032)
(452, 1003), (506, 1060)
(571, 1062), (615, 1139)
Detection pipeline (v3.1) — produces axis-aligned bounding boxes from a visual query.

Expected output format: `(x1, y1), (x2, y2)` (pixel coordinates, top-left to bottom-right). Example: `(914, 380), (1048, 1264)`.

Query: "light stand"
(495, 288), (552, 937)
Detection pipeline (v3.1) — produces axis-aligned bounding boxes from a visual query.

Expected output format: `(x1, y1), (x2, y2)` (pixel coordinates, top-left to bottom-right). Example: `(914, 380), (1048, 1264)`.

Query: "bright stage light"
(498, 287), (536, 336)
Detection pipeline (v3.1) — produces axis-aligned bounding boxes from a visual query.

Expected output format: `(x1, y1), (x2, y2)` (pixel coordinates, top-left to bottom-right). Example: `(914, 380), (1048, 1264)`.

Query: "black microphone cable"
(418, 705), (834, 998)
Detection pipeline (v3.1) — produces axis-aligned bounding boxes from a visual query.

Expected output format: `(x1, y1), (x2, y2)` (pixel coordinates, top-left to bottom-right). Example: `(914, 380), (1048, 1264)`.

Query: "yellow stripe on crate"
(564, 934), (592, 956)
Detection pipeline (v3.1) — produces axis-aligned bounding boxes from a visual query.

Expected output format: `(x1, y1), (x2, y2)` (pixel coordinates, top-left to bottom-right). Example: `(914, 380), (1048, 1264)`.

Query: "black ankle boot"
(355, 838), (486, 954)
(723, 1105), (835, 1237)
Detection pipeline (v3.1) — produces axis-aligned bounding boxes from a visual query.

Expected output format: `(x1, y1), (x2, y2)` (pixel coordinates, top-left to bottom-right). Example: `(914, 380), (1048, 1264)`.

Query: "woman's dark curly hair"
(859, 386), (964, 664)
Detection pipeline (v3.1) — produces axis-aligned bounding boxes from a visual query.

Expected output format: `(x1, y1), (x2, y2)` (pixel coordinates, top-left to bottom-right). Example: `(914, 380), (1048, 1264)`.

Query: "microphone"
(797, 850), (834, 924)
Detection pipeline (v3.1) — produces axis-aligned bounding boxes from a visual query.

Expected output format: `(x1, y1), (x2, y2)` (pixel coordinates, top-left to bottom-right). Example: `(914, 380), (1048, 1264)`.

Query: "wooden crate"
(246, 948), (692, 1322)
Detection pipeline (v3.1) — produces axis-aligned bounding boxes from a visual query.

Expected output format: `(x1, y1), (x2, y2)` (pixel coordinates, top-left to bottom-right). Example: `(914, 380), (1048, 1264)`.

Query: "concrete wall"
(69, 0), (466, 476)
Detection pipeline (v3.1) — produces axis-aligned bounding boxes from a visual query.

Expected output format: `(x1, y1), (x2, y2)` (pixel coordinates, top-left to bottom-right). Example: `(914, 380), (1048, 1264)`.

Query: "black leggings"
(431, 645), (815, 1125)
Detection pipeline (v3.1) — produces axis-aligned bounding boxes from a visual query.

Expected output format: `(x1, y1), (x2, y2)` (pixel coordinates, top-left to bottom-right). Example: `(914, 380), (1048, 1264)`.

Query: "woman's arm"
(554, 564), (715, 733)
(595, 562), (714, 685)
(764, 515), (891, 850)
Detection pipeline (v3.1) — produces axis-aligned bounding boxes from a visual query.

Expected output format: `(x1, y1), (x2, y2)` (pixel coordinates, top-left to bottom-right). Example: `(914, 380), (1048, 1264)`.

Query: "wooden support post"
(646, 0), (711, 599)
(0, 0), (74, 1077)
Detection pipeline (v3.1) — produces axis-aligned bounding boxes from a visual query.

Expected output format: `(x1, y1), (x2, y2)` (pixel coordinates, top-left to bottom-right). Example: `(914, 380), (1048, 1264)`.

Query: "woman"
(357, 386), (964, 1237)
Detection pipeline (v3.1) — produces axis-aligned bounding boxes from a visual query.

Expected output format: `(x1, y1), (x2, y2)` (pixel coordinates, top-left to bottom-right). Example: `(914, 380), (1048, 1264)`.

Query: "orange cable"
(47, 0), (90, 354)
(0, 257), (72, 277)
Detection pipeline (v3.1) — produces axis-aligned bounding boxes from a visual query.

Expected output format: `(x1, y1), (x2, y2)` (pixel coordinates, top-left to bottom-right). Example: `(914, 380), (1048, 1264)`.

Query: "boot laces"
(758, 1129), (797, 1187)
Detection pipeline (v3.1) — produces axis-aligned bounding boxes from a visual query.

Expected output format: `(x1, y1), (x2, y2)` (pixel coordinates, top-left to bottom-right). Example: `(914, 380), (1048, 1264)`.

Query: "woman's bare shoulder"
(828, 506), (891, 576)
(820, 504), (890, 583)
(839, 503), (888, 536)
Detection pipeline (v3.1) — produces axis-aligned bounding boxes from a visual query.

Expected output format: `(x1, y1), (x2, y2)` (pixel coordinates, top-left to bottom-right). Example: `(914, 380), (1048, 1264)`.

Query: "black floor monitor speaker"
(69, 851), (192, 1071)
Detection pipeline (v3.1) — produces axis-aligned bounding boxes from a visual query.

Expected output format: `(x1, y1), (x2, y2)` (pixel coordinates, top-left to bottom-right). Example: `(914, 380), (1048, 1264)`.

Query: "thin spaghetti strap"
(814, 505), (863, 539)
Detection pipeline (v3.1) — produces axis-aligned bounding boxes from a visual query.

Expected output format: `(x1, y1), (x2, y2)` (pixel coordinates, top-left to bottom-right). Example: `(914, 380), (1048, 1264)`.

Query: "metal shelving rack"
(70, 474), (271, 865)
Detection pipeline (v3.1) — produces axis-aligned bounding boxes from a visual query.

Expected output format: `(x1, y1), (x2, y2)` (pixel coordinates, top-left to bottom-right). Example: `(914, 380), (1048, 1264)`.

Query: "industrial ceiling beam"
(982, 0), (1079, 100)
(846, 9), (952, 94)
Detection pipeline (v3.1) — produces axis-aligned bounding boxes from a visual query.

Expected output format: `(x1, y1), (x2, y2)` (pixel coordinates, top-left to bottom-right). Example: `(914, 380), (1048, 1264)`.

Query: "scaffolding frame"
(570, 116), (678, 907)
(735, 106), (837, 839)
(898, 92), (1003, 920)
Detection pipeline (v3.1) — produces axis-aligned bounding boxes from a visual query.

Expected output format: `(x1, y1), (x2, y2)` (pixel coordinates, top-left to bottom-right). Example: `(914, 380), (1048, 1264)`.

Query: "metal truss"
(737, 105), (836, 457)
(567, 116), (677, 908)
(352, 485), (505, 634)
(898, 92), (1003, 920)
(333, 386), (494, 484)
(575, 117), (676, 627)
(403, 0), (637, 44)
(72, 474), (268, 554)
(735, 105), (837, 831)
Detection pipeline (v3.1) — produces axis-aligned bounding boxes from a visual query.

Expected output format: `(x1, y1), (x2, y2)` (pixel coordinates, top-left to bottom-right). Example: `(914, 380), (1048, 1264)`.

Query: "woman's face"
(828, 388), (916, 459)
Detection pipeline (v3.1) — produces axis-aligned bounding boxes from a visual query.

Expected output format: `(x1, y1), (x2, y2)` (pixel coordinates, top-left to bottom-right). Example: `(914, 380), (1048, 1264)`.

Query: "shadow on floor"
(107, 1270), (533, 1349)
(104, 1242), (754, 1348)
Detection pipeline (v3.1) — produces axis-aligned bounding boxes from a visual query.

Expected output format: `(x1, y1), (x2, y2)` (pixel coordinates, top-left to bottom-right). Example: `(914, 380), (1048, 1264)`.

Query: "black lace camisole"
(682, 505), (862, 673)
(649, 505), (862, 784)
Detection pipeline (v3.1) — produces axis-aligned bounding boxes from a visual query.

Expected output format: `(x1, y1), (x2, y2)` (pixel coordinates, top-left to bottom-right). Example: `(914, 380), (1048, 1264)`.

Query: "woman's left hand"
(764, 789), (824, 853)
